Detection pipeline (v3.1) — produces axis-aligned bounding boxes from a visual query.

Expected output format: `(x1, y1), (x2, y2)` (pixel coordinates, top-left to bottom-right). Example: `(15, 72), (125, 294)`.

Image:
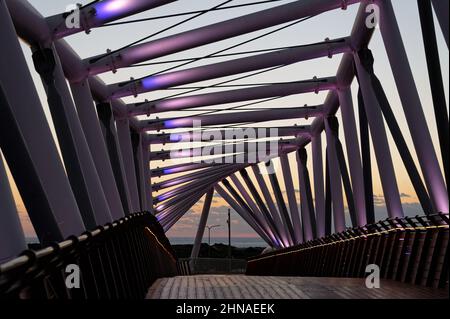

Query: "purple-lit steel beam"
(215, 184), (273, 247)
(229, 174), (279, 245)
(354, 52), (404, 219)
(191, 188), (214, 258)
(142, 105), (324, 131)
(431, 0), (449, 48)
(47, 0), (176, 39)
(129, 77), (336, 115)
(150, 140), (298, 162)
(296, 148), (317, 241)
(152, 138), (306, 203)
(279, 153), (303, 244)
(1, 0), (86, 237)
(108, 43), (347, 99)
(251, 165), (291, 247)
(86, 0), (360, 75)
(338, 88), (366, 226)
(149, 126), (310, 145)
(377, 0), (448, 214)
(160, 185), (207, 221)
(153, 164), (236, 191)
(162, 190), (208, 231)
(0, 123), (27, 263)
(324, 117), (346, 232)
(239, 169), (285, 247)
(311, 133), (325, 238)
(152, 162), (214, 177)
(218, 182), (275, 247)
(155, 165), (246, 205)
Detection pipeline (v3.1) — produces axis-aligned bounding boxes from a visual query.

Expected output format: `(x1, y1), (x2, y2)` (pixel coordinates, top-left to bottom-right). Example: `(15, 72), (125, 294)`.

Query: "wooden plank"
(146, 275), (449, 299)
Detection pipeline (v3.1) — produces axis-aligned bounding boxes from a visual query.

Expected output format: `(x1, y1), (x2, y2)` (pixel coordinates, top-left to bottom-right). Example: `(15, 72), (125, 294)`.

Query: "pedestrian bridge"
(0, 0), (448, 299)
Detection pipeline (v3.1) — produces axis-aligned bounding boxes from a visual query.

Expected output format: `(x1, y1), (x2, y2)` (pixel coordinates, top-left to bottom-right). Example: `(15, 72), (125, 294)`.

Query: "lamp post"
(206, 224), (221, 258)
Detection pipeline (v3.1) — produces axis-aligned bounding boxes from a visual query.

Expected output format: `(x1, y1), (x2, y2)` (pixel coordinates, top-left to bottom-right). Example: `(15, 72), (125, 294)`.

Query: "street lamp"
(206, 224), (221, 258)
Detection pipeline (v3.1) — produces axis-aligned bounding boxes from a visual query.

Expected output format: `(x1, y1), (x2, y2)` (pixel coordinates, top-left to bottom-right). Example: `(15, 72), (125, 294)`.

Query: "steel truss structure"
(0, 0), (448, 262)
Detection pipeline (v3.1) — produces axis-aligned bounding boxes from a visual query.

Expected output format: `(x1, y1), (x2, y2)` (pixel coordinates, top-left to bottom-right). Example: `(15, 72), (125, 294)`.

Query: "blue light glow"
(141, 77), (160, 90)
(95, 0), (130, 20)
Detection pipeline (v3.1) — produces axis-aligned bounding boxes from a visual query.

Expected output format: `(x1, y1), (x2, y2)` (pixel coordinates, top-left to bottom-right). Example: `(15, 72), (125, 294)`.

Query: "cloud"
(373, 194), (386, 206)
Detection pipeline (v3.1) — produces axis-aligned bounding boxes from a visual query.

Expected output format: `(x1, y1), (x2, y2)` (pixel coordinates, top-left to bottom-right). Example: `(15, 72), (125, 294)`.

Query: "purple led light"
(95, 0), (130, 20)
(163, 168), (176, 174)
(169, 134), (183, 142)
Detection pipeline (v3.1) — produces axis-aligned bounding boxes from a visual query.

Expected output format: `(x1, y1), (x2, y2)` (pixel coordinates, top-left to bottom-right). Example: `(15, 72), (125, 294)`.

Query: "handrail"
(247, 213), (449, 289)
(0, 212), (179, 299)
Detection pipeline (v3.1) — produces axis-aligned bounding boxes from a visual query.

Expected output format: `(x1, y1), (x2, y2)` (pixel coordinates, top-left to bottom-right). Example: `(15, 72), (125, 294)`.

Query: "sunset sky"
(2, 0), (448, 242)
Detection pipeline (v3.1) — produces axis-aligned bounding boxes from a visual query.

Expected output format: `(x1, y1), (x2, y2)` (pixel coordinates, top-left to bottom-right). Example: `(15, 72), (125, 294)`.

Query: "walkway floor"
(147, 275), (448, 299)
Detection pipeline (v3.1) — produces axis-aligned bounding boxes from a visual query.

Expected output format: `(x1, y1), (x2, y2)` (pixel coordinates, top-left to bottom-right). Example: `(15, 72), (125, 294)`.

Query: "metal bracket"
(324, 38), (333, 59)
(106, 49), (119, 74)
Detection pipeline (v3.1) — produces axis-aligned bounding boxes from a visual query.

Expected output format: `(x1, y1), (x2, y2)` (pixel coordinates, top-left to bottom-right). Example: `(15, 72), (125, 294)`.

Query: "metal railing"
(0, 212), (179, 299)
(247, 214), (449, 289)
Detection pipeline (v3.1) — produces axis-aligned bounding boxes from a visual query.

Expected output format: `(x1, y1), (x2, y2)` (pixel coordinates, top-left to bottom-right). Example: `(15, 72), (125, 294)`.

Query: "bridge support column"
(0, 0), (84, 237)
(34, 45), (113, 228)
(215, 184), (273, 247)
(354, 53), (404, 219)
(222, 179), (275, 245)
(163, 190), (206, 231)
(97, 102), (132, 215)
(240, 169), (283, 247)
(132, 131), (148, 212)
(338, 88), (367, 226)
(251, 165), (290, 247)
(0, 156), (26, 263)
(230, 174), (279, 245)
(431, 0), (449, 48)
(311, 133), (325, 238)
(268, 162), (296, 244)
(116, 118), (140, 213)
(418, 0), (449, 189)
(378, 0), (448, 214)
(296, 148), (317, 241)
(324, 117), (346, 233)
(70, 79), (125, 220)
(191, 189), (214, 259)
(280, 154), (303, 244)
(142, 146), (153, 212)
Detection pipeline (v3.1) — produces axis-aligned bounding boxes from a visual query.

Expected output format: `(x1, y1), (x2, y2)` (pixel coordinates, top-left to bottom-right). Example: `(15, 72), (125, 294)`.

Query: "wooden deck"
(147, 275), (449, 299)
